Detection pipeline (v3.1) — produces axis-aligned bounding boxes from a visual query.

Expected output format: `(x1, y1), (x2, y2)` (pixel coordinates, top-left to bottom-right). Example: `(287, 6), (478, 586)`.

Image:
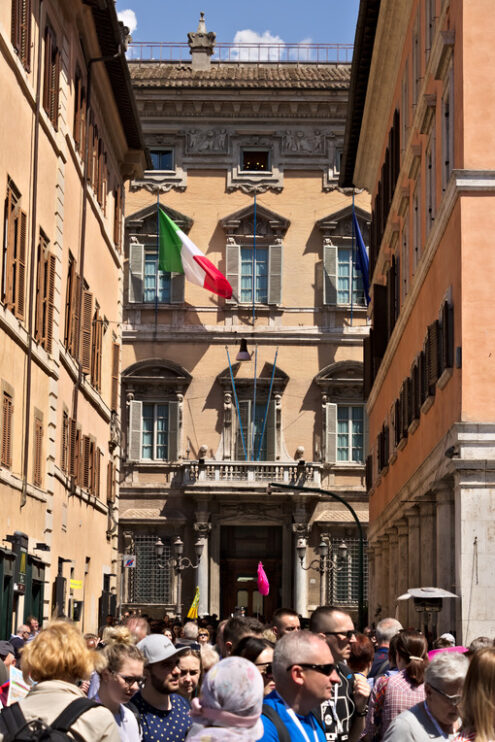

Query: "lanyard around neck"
(423, 701), (454, 739)
(276, 692), (320, 742)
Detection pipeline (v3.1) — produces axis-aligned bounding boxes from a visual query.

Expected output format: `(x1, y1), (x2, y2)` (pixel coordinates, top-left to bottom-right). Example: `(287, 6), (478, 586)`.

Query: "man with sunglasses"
(382, 652), (468, 741)
(310, 607), (371, 742)
(133, 634), (191, 742)
(260, 630), (340, 741)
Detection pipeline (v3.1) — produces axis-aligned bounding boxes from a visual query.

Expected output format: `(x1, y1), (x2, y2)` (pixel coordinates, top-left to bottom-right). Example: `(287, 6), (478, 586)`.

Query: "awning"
(310, 501), (369, 525)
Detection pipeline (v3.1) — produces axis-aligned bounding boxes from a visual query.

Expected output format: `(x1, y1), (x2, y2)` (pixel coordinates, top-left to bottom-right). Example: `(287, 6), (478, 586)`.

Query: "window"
(241, 150), (270, 172)
(64, 255), (80, 356)
(426, 130), (436, 235)
(111, 343), (120, 412)
(327, 538), (368, 607)
(42, 24), (60, 129)
(226, 243), (282, 305)
(128, 400), (180, 462)
(144, 251), (171, 303)
(33, 416), (43, 487)
(337, 405), (364, 463)
(401, 214), (409, 302)
(11, 0), (32, 71)
(412, 11), (420, 106)
(113, 186), (123, 250)
(2, 179), (26, 320)
(61, 409), (69, 473)
(1, 391), (13, 468)
(441, 64), (454, 191)
(235, 400), (275, 461)
(73, 72), (86, 155)
(34, 231), (56, 353)
(240, 247), (268, 304)
(150, 149), (174, 171)
(128, 242), (184, 304)
(412, 182), (421, 273)
(106, 460), (116, 503)
(80, 435), (101, 495)
(337, 247), (365, 306)
(90, 304), (103, 391)
(128, 534), (171, 604)
(425, 0), (436, 60)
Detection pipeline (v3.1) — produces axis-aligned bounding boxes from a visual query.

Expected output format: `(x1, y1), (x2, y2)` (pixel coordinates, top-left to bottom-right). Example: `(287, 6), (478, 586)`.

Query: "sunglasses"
(287, 663), (337, 676)
(255, 662), (273, 676)
(323, 630), (356, 639)
(114, 672), (145, 689)
(198, 633), (209, 638)
(429, 684), (462, 706)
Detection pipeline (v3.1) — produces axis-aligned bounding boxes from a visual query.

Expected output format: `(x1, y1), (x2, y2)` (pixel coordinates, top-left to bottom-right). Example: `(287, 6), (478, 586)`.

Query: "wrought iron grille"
(327, 538), (368, 607)
(128, 534), (172, 604)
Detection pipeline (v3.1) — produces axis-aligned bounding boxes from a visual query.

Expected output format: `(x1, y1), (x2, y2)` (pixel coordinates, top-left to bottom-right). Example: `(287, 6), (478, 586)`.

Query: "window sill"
(437, 367), (453, 390)
(328, 462), (365, 472)
(397, 437), (408, 452)
(408, 418), (420, 435)
(421, 396), (435, 414)
(389, 452), (398, 466)
(127, 302), (182, 310)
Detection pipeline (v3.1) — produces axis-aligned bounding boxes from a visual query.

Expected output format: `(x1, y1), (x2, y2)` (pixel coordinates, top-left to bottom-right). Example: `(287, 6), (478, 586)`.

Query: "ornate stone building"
(120, 18), (370, 620)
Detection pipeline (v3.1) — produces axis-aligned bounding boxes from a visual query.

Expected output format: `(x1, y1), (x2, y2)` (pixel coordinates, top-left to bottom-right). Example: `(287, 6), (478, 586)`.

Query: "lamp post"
(269, 481), (366, 629)
(296, 538), (348, 606)
(155, 536), (204, 618)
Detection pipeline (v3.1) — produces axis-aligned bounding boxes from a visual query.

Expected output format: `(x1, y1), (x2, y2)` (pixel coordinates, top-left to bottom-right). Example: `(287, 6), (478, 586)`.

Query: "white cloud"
(231, 29), (285, 62)
(118, 9), (137, 36)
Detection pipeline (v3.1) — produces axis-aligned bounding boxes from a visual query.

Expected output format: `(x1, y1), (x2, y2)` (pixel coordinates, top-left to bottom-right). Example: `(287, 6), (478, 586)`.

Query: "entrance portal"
(220, 525), (282, 620)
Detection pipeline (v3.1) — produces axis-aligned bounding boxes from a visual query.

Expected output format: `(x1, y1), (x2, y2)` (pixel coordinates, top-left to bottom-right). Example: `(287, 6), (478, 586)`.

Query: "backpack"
(0, 697), (100, 742)
(261, 704), (291, 742)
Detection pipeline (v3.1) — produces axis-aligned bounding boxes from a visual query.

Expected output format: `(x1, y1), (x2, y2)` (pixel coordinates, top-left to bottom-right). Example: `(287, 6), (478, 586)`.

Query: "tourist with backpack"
(0, 620), (119, 741)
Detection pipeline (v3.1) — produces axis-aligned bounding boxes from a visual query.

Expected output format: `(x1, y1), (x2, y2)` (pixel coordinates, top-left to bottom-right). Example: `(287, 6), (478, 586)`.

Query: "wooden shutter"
(387, 256), (397, 338)
(441, 301), (454, 371)
(12, 0), (22, 53)
(107, 460), (115, 503)
(412, 361), (421, 420)
(128, 400), (142, 461)
(427, 321), (439, 393)
(389, 404), (396, 454)
(33, 417), (43, 487)
(1, 393), (13, 468)
(42, 26), (53, 116)
(113, 186), (122, 248)
(406, 376), (413, 427)
(111, 343), (120, 411)
(268, 244), (282, 305)
(49, 44), (60, 129)
(81, 435), (91, 489)
(323, 242), (337, 305)
(13, 210), (27, 319)
(70, 272), (81, 357)
(373, 284), (388, 360)
(325, 402), (337, 464)
(170, 273), (185, 303)
(419, 348), (428, 404)
(225, 243), (239, 304)
(94, 447), (101, 497)
(168, 400), (180, 461)
(394, 398), (401, 446)
(128, 243), (144, 303)
(265, 400), (276, 461)
(80, 290), (93, 373)
(20, 0), (31, 70)
(45, 253), (56, 353)
(61, 410), (68, 472)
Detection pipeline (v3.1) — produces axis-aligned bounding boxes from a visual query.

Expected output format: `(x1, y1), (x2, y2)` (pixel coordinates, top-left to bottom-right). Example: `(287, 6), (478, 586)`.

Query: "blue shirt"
(132, 691), (191, 742)
(261, 691), (326, 742)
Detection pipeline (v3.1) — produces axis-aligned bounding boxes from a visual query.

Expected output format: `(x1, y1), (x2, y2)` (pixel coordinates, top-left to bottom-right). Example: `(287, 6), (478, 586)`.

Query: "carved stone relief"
(185, 128), (229, 153)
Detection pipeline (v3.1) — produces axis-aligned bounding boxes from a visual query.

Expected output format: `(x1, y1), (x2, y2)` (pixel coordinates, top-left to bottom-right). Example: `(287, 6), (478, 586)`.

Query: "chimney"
(187, 12), (216, 70)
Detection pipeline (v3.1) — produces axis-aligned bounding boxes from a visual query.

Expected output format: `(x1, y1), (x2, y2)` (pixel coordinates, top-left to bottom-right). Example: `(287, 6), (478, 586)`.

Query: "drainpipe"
(21, 0), (45, 508)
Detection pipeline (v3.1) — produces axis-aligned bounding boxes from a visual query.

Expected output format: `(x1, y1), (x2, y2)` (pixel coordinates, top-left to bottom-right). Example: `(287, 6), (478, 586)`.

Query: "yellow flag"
(187, 586), (200, 619)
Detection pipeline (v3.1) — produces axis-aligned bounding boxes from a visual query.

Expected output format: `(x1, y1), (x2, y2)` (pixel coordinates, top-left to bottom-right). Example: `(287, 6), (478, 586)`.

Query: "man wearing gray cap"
(132, 633), (191, 742)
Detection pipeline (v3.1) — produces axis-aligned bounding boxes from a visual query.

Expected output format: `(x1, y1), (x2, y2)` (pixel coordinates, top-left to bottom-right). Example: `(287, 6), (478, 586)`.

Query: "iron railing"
(327, 538), (368, 608)
(127, 42), (353, 64)
(127, 534), (171, 604)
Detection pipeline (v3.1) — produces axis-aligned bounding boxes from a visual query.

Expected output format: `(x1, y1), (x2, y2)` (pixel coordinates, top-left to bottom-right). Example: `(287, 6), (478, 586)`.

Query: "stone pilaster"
(434, 480), (455, 635)
(406, 508), (421, 627)
(194, 516), (211, 616)
(387, 528), (399, 618)
(396, 519), (409, 626)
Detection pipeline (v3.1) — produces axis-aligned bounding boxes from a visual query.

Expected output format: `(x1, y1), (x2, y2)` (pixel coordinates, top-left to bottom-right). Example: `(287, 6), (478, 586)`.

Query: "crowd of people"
(0, 607), (495, 742)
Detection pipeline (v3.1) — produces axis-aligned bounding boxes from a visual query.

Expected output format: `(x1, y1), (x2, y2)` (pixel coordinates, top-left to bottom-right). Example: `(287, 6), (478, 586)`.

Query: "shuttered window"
(34, 232), (56, 353)
(113, 186), (123, 250)
(11, 0), (31, 71)
(1, 392), (13, 469)
(2, 181), (27, 321)
(326, 403), (365, 464)
(42, 24), (60, 129)
(64, 256), (81, 357)
(33, 416), (43, 487)
(226, 244), (282, 305)
(106, 460), (116, 503)
(90, 304), (103, 391)
(128, 400), (180, 462)
(73, 72), (86, 155)
(235, 400), (275, 461)
(61, 409), (69, 473)
(128, 243), (184, 304)
(80, 290), (93, 374)
(337, 247), (365, 305)
(111, 343), (120, 412)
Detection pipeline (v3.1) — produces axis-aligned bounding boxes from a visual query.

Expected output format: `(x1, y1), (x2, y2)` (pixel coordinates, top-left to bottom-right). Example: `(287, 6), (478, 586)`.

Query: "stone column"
(434, 480), (455, 635)
(209, 522), (220, 617)
(387, 528), (399, 618)
(367, 545), (376, 624)
(373, 540), (384, 622)
(407, 508), (421, 628)
(293, 501), (309, 617)
(380, 535), (390, 616)
(396, 519), (409, 626)
(194, 518), (211, 617)
(419, 501), (437, 586)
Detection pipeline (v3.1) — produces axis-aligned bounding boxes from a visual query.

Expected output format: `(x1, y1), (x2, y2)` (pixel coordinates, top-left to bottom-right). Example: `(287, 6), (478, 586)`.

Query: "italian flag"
(158, 207), (232, 299)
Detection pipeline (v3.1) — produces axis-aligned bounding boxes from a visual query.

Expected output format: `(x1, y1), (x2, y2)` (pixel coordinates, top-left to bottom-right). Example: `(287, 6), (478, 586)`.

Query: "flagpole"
(252, 192), (257, 326)
(225, 346), (248, 461)
(350, 191), (355, 327)
(155, 191), (160, 333)
(256, 348), (278, 461)
(252, 346), (258, 461)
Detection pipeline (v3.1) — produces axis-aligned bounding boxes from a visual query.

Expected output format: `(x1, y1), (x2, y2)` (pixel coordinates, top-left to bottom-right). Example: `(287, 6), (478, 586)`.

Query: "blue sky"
(116, 1), (360, 46)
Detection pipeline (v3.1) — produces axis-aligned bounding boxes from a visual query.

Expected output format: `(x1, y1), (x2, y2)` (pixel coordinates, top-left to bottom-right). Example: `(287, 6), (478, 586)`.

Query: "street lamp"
(155, 536), (204, 618)
(297, 538), (348, 606)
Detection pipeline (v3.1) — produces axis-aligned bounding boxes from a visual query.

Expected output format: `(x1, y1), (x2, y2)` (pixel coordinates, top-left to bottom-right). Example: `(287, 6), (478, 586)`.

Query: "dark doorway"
(220, 525), (282, 620)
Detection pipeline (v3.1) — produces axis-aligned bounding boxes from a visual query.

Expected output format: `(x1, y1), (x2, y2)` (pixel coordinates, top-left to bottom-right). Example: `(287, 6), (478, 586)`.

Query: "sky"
(115, 1), (360, 47)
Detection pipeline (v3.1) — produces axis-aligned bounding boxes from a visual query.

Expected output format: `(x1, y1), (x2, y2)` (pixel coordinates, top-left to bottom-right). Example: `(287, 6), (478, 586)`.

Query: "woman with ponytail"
(365, 630), (429, 741)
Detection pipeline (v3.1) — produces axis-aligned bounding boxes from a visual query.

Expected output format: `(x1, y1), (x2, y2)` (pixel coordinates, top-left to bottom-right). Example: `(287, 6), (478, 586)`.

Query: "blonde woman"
(0, 620), (119, 741)
(455, 647), (495, 742)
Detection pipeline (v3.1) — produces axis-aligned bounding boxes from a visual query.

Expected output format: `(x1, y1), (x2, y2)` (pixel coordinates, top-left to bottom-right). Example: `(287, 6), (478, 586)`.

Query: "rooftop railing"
(127, 42), (353, 64)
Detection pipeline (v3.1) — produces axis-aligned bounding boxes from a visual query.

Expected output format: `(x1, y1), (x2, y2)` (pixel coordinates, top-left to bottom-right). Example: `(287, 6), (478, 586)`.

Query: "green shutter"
(128, 400), (142, 461)
(326, 403), (337, 463)
(265, 400), (276, 461)
(225, 243), (239, 304)
(323, 243), (337, 305)
(168, 401), (179, 461)
(268, 244), (282, 305)
(128, 243), (144, 303)
(170, 273), (184, 304)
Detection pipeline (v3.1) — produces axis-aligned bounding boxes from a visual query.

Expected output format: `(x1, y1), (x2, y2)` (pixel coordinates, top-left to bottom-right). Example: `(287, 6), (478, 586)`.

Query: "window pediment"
(316, 361), (363, 401)
(317, 204), (370, 243)
(126, 204), (193, 236)
(221, 204), (290, 241)
(123, 359), (192, 395)
(217, 361), (288, 394)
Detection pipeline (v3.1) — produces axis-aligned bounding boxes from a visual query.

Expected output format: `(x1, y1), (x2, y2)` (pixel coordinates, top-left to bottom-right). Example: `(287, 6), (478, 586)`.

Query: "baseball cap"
(0, 641), (15, 659)
(440, 633), (456, 646)
(137, 634), (186, 665)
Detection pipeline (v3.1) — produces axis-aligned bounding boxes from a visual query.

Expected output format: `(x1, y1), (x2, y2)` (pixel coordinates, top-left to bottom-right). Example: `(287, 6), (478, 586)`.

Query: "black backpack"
(0, 697), (100, 742)
(262, 704), (291, 742)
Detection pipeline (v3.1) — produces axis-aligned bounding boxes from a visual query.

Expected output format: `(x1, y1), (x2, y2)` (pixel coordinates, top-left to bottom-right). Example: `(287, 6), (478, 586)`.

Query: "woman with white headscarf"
(186, 656), (264, 742)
